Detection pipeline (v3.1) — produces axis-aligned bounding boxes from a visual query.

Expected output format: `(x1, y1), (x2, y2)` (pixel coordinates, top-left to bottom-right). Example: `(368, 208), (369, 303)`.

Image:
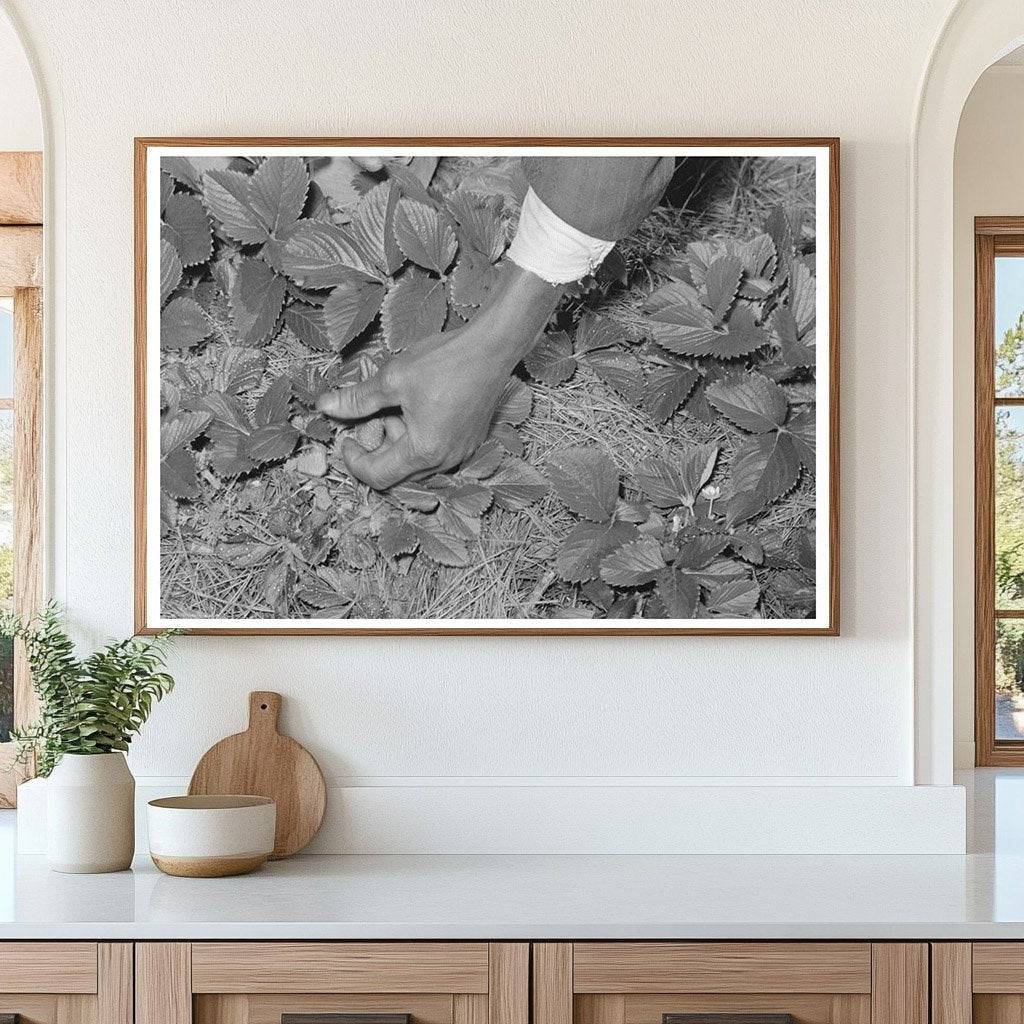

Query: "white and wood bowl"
(147, 795), (276, 877)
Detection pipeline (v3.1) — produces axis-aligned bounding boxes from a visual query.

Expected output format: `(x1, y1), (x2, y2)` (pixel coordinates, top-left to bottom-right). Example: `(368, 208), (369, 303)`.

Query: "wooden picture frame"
(135, 137), (840, 636)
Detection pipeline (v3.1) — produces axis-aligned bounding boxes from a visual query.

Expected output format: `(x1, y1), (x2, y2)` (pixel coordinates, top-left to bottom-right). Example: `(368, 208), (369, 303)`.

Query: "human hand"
(317, 263), (562, 489)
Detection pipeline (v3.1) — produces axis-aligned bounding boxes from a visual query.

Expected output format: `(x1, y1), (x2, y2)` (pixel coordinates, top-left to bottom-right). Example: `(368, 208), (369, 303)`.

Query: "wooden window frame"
(0, 151), (43, 806)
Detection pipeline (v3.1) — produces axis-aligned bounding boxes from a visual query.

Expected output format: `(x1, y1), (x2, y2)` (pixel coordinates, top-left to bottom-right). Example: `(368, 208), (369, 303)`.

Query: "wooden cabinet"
(532, 944), (928, 1024)
(136, 943), (528, 1024)
(0, 942), (132, 1024)
(931, 943), (1024, 1024)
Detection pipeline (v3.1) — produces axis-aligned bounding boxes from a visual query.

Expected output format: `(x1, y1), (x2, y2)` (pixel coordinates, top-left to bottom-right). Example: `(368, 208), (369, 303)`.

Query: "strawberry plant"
(156, 153), (818, 622)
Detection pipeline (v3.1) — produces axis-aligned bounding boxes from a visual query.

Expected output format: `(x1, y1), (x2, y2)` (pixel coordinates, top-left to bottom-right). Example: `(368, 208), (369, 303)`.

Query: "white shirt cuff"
(506, 187), (616, 285)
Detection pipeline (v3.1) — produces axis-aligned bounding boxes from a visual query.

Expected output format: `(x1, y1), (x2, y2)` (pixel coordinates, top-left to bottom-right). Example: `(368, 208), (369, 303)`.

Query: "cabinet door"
(137, 943), (528, 1024)
(0, 942), (132, 1024)
(534, 943), (927, 1024)
(936, 943), (1024, 1024)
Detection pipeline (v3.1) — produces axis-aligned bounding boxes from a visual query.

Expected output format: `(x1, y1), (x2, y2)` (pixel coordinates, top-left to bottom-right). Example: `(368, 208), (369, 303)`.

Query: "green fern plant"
(0, 603), (177, 777)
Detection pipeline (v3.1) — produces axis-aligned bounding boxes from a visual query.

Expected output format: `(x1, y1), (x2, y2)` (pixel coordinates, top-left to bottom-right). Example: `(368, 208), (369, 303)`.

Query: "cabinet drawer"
(535, 944), (926, 1024)
(0, 942), (98, 993)
(139, 942), (528, 1024)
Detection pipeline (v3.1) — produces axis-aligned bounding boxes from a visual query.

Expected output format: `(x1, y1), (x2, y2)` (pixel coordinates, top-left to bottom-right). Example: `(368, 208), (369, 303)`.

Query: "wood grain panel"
(0, 995), (60, 1023)
(0, 226), (41, 292)
(489, 943), (528, 1024)
(573, 944), (872, 994)
(870, 945), (927, 1024)
(454, 994), (487, 1024)
(623, 994), (836, 1024)
(200, 994), (454, 1024)
(972, 944), (1024, 992)
(56, 994), (96, 1024)
(931, 944), (971, 1024)
(136, 943), (192, 1024)
(98, 944), (133, 1024)
(0, 152), (42, 225)
(534, 944), (573, 1024)
(194, 995), (249, 1024)
(831, 995), (871, 1024)
(576, 996), (626, 1024)
(192, 943), (489, 994)
(975, 995), (1024, 1024)
(0, 942), (97, 993)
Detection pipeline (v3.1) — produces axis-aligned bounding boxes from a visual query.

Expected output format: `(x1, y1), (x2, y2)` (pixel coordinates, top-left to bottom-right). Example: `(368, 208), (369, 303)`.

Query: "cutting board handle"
(248, 691), (282, 734)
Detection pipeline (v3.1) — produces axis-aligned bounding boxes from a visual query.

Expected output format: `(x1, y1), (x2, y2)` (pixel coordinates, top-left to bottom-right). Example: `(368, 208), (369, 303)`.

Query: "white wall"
(0, 8), (40, 151)
(952, 64), (1024, 767)
(0, 0), (974, 851)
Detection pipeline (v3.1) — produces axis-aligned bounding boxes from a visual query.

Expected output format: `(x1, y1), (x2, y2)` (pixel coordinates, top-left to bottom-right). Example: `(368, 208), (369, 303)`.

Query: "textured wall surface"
(0, 0), (967, 808)
(0, 9), (40, 151)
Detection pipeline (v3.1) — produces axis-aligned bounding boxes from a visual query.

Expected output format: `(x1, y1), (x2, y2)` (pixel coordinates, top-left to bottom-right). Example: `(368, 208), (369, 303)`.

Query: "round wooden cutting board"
(188, 691), (326, 859)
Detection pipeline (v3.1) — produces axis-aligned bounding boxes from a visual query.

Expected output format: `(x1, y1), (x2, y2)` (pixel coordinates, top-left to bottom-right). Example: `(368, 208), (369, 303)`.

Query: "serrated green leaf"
(160, 238), (183, 306)
(162, 192), (213, 267)
(460, 439), (504, 480)
(703, 254), (743, 324)
(546, 447), (619, 522)
(584, 349), (644, 403)
(726, 432), (801, 525)
(574, 311), (625, 355)
(247, 157), (309, 238)
(229, 258), (286, 346)
(656, 568), (700, 617)
(447, 190), (506, 262)
(214, 347), (266, 394)
(705, 578), (761, 617)
(351, 180), (404, 276)
(449, 247), (500, 308)
(644, 279), (702, 315)
(600, 536), (666, 587)
(643, 364), (699, 422)
(161, 296), (211, 350)
(339, 532), (377, 569)
(789, 260), (816, 332)
(160, 409), (211, 456)
(323, 278), (385, 351)
(202, 169), (266, 245)
(785, 407), (815, 468)
(391, 483), (440, 512)
(488, 457), (548, 511)
(277, 220), (381, 288)
(675, 534), (732, 570)
(706, 371), (789, 433)
(382, 267), (446, 351)
(285, 302), (331, 351)
(393, 198), (457, 276)
(378, 518), (420, 559)
(161, 445), (200, 499)
(525, 331), (576, 385)
(414, 525), (470, 567)
(556, 520), (637, 583)
(254, 375), (292, 427)
(248, 422), (299, 465)
(494, 378), (532, 425)
(635, 445), (718, 511)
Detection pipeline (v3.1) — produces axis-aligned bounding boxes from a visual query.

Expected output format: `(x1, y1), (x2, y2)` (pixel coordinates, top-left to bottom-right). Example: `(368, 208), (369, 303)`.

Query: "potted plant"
(2, 604), (176, 873)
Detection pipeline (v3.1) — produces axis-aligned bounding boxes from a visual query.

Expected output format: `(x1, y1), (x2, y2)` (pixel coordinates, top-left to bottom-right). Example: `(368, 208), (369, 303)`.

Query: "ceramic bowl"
(147, 795), (276, 877)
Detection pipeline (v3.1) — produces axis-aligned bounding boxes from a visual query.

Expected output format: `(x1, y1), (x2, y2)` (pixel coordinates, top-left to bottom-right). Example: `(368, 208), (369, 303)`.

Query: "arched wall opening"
(914, 0), (1024, 785)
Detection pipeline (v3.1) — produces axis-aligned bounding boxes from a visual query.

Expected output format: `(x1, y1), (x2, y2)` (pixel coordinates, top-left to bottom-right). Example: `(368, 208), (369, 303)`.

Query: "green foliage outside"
(0, 604), (177, 776)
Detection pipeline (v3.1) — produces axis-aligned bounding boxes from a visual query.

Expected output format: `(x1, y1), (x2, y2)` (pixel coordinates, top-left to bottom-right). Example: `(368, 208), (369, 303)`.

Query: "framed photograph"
(135, 137), (839, 635)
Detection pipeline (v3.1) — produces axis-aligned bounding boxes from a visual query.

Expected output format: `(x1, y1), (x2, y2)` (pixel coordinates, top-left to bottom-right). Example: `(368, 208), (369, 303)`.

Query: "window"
(975, 220), (1024, 764)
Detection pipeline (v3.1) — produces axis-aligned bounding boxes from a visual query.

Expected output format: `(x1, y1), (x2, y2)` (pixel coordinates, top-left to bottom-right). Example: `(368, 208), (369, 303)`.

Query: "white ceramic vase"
(46, 752), (135, 873)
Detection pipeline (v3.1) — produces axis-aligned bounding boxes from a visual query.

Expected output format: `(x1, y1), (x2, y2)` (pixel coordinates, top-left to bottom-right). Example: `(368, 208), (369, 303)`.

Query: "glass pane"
(0, 299), (12, 400)
(996, 257), (1024, 396)
(996, 407), (1024, 608)
(0, 410), (12, 742)
(998, 620), (1024, 740)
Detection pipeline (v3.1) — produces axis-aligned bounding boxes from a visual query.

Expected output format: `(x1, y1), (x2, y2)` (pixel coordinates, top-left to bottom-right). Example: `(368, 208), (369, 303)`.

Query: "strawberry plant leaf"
(248, 422), (299, 465)
(494, 378), (532, 425)
(600, 536), (666, 587)
(643, 364), (699, 422)
(161, 445), (200, 499)
(705, 578), (761, 617)
(323, 278), (385, 351)
(525, 331), (576, 385)
(160, 170), (174, 212)
(449, 247), (500, 308)
(584, 349), (644, 403)
(574, 312), (625, 354)
(789, 260), (816, 332)
(438, 482), (493, 518)
(772, 306), (815, 367)
(656, 568), (700, 617)
(647, 293), (720, 356)
(202, 169), (266, 245)
(161, 296), (211, 350)
(414, 525), (470, 567)
(556, 520), (638, 583)
(339, 532), (377, 569)
(644, 279), (702, 315)
(382, 267), (446, 352)
(351, 180), (404, 276)
(460, 439), (504, 480)
(254, 375), (292, 427)
(714, 306), (769, 359)
(634, 456), (687, 508)
(379, 518), (420, 559)
(162, 192), (213, 267)
(215, 347), (266, 394)
(247, 157), (309, 238)
(675, 534), (731, 569)
(391, 483), (441, 512)
(705, 371), (789, 433)
(546, 447), (619, 522)
(285, 302), (330, 351)
(393, 198), (457, 276)
(160, 238), (183, 306)
(229, 257), (286, 346)
(730, 531), (765, 564)
(209, 430), (255, 477)
(785, 407), (815, 467)
(277, 220), (381, 288)
(726, 431), (801, 525)
(488, 457), (549, 510)
(703, 254), (743, 324)
(160, 409), (211, 455)
(765, 206), (795, 283)
(447, 190), (506, 262)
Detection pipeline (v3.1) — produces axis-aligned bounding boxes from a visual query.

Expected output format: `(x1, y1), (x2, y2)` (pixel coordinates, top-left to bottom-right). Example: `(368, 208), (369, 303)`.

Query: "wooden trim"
(977, 216), (1024, 235)
(0, 941), (98, 993)
(969, 941), (1024, 991)
(576, 996), (625, 1024)
(930, 944), (971, 1024)
(0, 153), (42, 225)
(134, 136), (841, 637)
(453, 994), (488, 1024)
(533, 944), (572, 1024)
(489, 943), (529, 1024)
(0, 225), (41, 292)
(869, 945), (927, 1024)
(572, 942), (871, 994)
(98, 944), (134, 1024)
(136, 942), (192, 1024)
(191, 942), (489, 994)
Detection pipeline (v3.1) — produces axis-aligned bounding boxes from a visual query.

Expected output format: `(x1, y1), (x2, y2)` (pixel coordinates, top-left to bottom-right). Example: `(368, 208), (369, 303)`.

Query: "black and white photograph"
(137, 141), (838, 634)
